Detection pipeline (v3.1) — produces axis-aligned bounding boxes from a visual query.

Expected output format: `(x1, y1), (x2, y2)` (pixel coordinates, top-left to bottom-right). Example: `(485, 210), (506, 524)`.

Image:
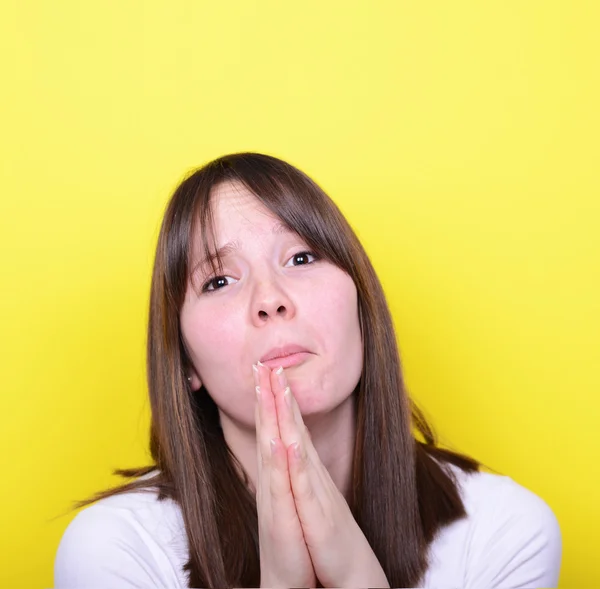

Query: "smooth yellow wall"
(1, 1), (598, 586)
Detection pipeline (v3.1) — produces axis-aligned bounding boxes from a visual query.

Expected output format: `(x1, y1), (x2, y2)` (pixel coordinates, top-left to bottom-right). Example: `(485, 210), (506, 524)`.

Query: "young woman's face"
(180, 181), (363, 427)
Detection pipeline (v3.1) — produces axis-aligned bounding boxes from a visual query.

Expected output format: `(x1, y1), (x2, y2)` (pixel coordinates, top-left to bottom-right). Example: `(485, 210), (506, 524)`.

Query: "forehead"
(209, 181), (277, 235)
(188, 181), (291, 265)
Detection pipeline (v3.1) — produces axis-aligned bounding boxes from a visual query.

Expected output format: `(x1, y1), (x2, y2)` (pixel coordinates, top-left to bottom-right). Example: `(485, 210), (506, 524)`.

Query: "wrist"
(338, 555), (390, 588)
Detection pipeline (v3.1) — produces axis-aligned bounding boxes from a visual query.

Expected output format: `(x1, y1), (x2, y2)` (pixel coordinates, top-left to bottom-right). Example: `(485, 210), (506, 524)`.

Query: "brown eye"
(288, 251), (318, 267)
(202, 275), (232, 292)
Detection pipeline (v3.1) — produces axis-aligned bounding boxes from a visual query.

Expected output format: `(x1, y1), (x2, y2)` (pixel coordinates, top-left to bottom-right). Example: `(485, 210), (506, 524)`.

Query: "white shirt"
(54, 465), (562, 588)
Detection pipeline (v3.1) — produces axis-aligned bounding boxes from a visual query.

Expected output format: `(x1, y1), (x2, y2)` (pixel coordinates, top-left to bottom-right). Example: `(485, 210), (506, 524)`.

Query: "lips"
(259, 344), (313, 369)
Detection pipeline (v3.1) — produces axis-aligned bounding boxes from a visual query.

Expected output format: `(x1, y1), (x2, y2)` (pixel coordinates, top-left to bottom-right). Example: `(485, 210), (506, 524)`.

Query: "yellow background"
(1, 1), (598, 586)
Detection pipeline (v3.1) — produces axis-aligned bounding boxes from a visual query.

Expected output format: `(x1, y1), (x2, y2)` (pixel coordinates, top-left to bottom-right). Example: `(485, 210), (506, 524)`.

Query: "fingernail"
(292, 441), (301, 460)
(284, 387), (292, 408)
(255, 386), (261, 400)
(275, 366), (286, 388)
(270, 438), (277, 456)
(257, 360), (265, 367)
(252, 364), (259, 387)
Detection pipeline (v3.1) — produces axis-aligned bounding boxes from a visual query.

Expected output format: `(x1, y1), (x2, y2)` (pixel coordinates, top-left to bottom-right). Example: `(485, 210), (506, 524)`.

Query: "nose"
(250, 277), (296, 326)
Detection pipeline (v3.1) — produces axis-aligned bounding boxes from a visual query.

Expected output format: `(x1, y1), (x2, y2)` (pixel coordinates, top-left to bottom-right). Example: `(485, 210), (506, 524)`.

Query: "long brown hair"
(72, 152), (480, 588)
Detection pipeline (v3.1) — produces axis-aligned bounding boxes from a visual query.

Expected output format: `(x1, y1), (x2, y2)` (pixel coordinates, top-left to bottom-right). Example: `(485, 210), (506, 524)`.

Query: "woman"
(54, 152), (562, 588)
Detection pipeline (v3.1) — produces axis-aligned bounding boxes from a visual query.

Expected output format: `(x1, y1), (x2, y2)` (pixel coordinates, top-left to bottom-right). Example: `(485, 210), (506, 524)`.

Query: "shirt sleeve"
(54, 504), (172, 589)
(465, 477), (562, 589)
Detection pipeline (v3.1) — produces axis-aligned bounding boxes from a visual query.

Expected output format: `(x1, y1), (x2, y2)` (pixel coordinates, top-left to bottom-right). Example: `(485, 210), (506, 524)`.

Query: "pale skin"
(180, 181), (390, 587)
(254, 361), (390, 588)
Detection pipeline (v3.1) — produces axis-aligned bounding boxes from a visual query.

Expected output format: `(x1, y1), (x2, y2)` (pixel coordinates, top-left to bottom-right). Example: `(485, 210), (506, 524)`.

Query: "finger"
(255, 363), (299, 530)
(268, 437), (300, 526)
(270, 367), (304, 450)
(255, 364), (275, 514)
(256, 380), (279, 530)
(256, 391), (301, 533)
(287, 389), (331, 487)
(255, 362), (281, 458)
(271, 368), (322, 470)
(253, 375), (263, 500)
(287, 438), (325, 534)
(271, 369), (329, 505)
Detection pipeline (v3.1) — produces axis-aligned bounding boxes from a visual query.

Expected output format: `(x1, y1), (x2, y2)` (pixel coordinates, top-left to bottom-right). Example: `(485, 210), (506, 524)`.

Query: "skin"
(179, 181), (390, 586)
(252, 362), (390, 588)
(179, 180), (363, 500)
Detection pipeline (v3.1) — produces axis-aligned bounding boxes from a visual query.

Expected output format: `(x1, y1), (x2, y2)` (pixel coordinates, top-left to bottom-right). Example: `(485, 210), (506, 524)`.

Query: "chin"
(295, 386), (353, 417)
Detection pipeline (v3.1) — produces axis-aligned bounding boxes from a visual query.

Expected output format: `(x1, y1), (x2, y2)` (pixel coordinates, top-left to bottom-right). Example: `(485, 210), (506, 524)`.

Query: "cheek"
(182, 301), (245, 376)
(312, 276), (361, 345)
(181, 298), (258, 427)
(304, 273), (363, 392)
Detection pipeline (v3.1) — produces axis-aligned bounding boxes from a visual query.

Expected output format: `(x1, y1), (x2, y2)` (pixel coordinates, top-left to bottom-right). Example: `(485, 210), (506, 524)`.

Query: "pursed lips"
(259, 344), (313, 369)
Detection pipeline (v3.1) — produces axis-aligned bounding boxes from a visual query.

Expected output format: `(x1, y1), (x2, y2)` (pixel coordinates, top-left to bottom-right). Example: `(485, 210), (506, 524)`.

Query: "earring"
(186, 376), (192, 383)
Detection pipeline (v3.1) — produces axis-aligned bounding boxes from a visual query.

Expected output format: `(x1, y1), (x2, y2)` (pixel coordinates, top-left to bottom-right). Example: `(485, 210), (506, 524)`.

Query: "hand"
(258, 363), (390, 589)
(254, 362), (318, 588)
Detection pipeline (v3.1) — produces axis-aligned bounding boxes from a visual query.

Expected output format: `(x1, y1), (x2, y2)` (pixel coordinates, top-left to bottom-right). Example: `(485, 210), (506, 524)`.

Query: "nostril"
(257, 306), (287, 319)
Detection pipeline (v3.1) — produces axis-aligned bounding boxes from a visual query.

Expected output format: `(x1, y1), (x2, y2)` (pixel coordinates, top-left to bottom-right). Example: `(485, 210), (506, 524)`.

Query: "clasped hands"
(253, 362), (390, 589)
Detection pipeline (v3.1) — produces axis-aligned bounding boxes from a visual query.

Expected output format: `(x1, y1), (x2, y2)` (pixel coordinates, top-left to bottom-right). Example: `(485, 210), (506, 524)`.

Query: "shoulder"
(425, 463), (562, 588)
(54, 474), (188, 588)
(454, 464), (560, 528)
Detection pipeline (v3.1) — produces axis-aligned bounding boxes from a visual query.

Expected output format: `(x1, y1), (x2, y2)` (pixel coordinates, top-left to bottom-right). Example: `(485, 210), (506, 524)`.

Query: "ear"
(187, 369), (202, 391)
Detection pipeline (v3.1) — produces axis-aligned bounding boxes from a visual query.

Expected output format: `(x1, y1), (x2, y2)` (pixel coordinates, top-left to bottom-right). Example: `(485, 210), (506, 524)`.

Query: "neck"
(220, 394), (357, 501)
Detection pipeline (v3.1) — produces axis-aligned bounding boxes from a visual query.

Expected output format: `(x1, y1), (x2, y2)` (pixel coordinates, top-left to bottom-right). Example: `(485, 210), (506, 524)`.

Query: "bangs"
(187, 186), (225, 293)
(170, 152), (364, 304)
(185, 181), (341, 294)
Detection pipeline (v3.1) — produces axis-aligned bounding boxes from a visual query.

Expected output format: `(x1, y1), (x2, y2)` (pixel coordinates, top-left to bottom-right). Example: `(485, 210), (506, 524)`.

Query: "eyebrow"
(190, 221), (293, 278)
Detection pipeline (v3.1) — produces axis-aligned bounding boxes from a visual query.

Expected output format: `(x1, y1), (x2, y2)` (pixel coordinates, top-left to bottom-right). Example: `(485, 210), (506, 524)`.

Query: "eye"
(285, 251), (319, 267)
(201, 275), (235, 293)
